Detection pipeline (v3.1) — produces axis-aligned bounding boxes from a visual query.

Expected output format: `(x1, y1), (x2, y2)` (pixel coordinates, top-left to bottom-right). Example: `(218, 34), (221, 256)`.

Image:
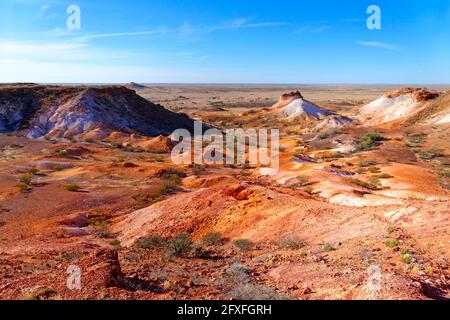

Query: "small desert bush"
(94, 229), (114, 239)
(368, 166), (381, 173)
(400, 248), (411, 255)
(28, 168), (39, 175)
(19, 173), (33, 185)
(290, 176), (310, 189)
(415, 149), (443, 161)
(158, 181), (181, 195)
(87, 216), (109, 228)
(322, 242), (336, 252)
(16, 182), (32, 193)
(160, 168), (186, 181)
(240, 169), (252, 177)
(202, 232), (223, 246)
(350, 178), (381, 190)
(377, 173), (394, 179)
(228, 282), (283, 300)
(401, 253), (414, 264)
(385, 239), (399, 248)
(358, 159), (378, 167)
(233, 239), (254, 251)
(135, 235), (163, 249)
(58, 149), (68, 157)
(59, 251), (84, 262)
(192, 164), (205, 175)
(22, 286), (57, 300)
(439, 170), (450, 178)
(65, 183), (80, 192)
(164, 233), (192, 257)
(405, 133), (427, 148)
(191, 244), (213, 259)
(438, 179), (450, 190)
(109, 240), (122, 251)
(357, 132), (384, 152)
(276, 234), (305, 250)
(226, 263), (252, 279)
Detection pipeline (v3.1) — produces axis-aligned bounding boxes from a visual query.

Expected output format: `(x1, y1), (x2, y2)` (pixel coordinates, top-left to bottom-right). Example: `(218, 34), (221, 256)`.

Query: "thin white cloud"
(76, 29), (171, 42)
(355, 41), (402, 51)
(73, 18), (285, 43)
(38, 4), (56, 19)
(293, 23), (331, 34)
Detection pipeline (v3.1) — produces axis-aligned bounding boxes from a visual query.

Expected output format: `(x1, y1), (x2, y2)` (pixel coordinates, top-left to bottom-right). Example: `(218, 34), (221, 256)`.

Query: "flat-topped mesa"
(126, 82), (147, 90)
(268, 90), (353, 128)
(279, 90), (304, 104)
(384, 88), (439, 102)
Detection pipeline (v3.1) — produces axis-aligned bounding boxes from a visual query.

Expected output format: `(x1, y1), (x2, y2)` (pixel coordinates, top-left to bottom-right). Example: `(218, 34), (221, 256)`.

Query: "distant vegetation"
(357, 132), (384, 151)
(134, 235), (163, 249)
(233, 239), (254, 251)
(65, 183), (81, 192)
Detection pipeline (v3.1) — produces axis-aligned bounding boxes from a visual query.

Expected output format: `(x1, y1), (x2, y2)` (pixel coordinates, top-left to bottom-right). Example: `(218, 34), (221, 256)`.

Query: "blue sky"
(0, 0), (449, 83)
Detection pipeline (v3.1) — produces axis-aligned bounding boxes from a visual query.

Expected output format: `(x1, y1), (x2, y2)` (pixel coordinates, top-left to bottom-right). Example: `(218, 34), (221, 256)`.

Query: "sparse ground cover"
(0, 85), (448, 300)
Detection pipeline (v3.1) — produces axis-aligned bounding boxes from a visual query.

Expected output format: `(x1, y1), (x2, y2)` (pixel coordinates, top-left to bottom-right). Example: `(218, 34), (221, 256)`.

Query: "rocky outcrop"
(0, 85), (196, 140)
(271, 90), (353, 127)
(361, 88), (443, 125)
(384, 88), (439, 102)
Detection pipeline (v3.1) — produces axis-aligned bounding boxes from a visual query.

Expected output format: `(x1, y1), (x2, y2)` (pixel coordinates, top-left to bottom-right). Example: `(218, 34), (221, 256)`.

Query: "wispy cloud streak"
(355, 41), (402, 51)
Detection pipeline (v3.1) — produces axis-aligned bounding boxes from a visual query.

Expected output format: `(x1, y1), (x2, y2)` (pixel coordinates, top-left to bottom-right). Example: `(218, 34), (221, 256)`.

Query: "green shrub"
(202, 232), (223, 245)
(59, 252), (84, 262)
(19, 173), (33, 185)
(95, 230), (114, 239)
(290, 176), (310, 189)
(22, 286), (57, 300)
(109, 240), (122, 251)
(233, 239), (254, 251)
(240, 170), (252, 177)
(227, 283), (284, 300)
(191, 244), (212, 259)
(415, 149), (443, 161)
(160, 168), (186, 182)
(165, 233), (192, 257)
(350, 178), (381, 190)
(277, 234), (305, 250)
(400, 248), (411, 255)
(135, 235), (163, 249)
(158, 182), (181, 195)
(401, 253), (413, 264)
(357, 132), (383, 151)
(439, 170), (450, 178)
(322, 242), (336, 252)
(65, 183), (80, 192)
(358, 159), (378, 167)
(368, 166), (380, 173)
(28, 168), (39, 175)
(226, 263), (252, 278)
(16, 182), (32, 193)
(87, 216), (108, 228)
(385, 239), (399, 248)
